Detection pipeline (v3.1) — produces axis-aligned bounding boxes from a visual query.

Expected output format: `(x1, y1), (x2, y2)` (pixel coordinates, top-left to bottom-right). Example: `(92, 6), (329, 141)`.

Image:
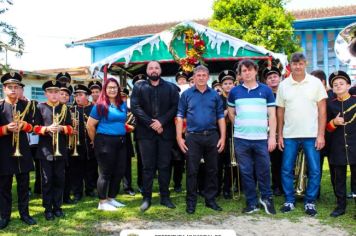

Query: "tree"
(0, 0), (24, 61)
(209, 0), (300, 56)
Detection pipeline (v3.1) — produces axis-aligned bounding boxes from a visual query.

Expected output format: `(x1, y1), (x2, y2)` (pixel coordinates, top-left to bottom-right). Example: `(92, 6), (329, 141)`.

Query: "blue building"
(69, 5), (356, 83)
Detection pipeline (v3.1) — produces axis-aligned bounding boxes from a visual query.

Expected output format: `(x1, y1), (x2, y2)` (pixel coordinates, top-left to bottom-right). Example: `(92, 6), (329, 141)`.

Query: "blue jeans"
(281, 138), (321, 204)
(234, 138), (272, 206)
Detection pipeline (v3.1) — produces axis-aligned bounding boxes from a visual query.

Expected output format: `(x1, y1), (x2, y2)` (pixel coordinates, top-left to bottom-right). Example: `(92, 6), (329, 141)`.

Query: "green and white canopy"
(90, 21), (287, 76)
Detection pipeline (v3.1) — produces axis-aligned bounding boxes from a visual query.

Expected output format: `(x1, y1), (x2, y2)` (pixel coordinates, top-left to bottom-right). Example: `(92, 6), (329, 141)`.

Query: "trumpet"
(295, 148), (307, 196)
(52, 107), (62, 157)
(12, 104), (22, 157)
(70, 106), (80, 156)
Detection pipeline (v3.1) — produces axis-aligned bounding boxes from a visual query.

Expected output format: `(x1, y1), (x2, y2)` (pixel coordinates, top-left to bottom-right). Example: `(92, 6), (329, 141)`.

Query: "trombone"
(52, 107), (62, 157)
(12, 104), (22, 157)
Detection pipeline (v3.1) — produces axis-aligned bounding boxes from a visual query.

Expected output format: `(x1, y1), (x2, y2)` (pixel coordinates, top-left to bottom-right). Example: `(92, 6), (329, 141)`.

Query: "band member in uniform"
(33, 80), (73, 220)
(326, 71), (356, 217)
(121, 87), (136, 196)
(131, 61), (179, 212)
(212, 80), (222, 95)
(87, 78), (127, 211)
(217, 70), (236, 199)
(70, 84), (97, 201)
(177, 65), (226, 214)
(171, 71), (190, 193)
(132, 74), (146, 193)
(57, 82), (75, 204)
(0, 72), (37, 229)
(263, 66), (284, 196)
(88, 80), (102, 104)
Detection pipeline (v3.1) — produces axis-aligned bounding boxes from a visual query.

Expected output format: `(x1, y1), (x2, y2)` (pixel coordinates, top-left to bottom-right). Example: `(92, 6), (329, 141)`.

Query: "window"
(0, 84), (3, 99)
(305, 33), (313, 72)
(316, 32), (324, 69)
(328, 31), (337, 73)
(31, 87), (46, 102)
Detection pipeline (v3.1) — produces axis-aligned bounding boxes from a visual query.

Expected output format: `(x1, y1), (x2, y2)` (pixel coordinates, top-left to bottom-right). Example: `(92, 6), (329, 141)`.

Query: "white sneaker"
(108, 199), (126, 208)
(98, 202), (118, 211)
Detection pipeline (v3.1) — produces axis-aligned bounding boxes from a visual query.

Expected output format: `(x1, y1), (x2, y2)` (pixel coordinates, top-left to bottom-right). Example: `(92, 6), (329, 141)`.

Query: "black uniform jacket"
(0, 99), (34, 175)
(326, 95), (356, 165)
(34, 102), (73, 161)
(130, 78), (179, 140)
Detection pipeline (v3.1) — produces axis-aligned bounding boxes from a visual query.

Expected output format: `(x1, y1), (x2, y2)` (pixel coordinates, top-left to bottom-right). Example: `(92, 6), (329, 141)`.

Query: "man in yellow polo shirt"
(276, 53), (327, 216)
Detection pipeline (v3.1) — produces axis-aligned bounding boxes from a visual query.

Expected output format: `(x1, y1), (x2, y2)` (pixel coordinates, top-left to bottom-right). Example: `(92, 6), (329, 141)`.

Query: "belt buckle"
(203, 130), (209, 135)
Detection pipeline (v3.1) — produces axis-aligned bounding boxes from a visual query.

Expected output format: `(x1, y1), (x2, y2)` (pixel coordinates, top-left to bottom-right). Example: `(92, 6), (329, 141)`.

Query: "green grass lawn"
(1, 157), (355, 235)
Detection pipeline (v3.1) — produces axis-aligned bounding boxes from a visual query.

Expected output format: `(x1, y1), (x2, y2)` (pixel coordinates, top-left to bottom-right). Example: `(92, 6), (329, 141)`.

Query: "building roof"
(75, 5), (356, 44)
(34, 66), (91, 82)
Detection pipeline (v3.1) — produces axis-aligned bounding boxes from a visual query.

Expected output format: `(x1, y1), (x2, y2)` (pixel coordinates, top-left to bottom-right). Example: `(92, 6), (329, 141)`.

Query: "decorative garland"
(169, 25), (206, 72)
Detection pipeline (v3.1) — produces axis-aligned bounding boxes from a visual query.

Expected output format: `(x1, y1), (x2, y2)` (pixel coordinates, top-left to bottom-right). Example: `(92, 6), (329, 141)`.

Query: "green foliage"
(0, 0), (24, 56)
(209, 0), (301, 56)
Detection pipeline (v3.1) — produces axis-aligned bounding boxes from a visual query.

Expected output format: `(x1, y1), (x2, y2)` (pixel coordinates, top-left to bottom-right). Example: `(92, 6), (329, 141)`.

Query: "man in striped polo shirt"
(227, 59), (277, 215)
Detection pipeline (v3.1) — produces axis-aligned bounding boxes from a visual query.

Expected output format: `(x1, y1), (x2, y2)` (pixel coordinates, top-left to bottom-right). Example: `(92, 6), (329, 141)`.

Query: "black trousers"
(71, 158), (98, 197)
(217, 140), (233, 194)
(330, 164), (356, 209)
(123, 151), (133, 191)
(40, 159), (65, 212)
(31, 146), (42, 194)
(63, 159), (71, 200)
(270, 148), (283, 191)
(94, 134), (126, 200)
(135, 141), (143, 189)
(0, 173), (30, 219)
(186, 131), (219, 204)
(171, 159), (185, 188)
(138, 136), (173, 200)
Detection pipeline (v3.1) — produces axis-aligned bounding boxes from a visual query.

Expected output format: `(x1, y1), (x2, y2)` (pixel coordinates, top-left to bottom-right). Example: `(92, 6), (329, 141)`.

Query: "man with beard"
(131, 61), (180, 212)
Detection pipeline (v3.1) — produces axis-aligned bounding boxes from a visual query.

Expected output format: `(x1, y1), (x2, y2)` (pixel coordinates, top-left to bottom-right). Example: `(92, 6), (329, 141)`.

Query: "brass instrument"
(52, 107), (62, 157)
(295, 147), (307, 196)
(70, 106), (80, 156)
(12, 104), (22, 157)
(335, 22), (356, 65)
(229, 122), (240, 200)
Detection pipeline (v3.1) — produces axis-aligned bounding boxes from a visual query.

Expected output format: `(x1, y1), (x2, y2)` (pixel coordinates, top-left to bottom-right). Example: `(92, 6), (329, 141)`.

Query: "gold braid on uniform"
(344, 104), (356, 125)
(18, 101), (32, 122)
(57, 104), (68, 124)
(30, 100), (37, 119)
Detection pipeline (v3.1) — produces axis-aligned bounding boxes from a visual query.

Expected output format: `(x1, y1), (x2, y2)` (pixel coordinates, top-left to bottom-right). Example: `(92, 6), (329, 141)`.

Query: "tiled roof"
(76, 5), (356, 43)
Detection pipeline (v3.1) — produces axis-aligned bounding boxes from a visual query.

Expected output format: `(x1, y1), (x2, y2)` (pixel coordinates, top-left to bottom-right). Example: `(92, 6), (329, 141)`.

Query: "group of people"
(0, 51), (355, 230)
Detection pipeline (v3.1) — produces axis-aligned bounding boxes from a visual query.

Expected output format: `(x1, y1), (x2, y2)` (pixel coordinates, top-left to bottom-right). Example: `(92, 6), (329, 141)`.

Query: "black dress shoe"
(330, 207), (345, 217)
(174, 186), (182, 193)
(85, 191), (96, 197)
(160, 198), (176, 209)
(124, 189), (136, 196)
(140, 199), (151, 212)
(20, 215), (37, 225)
(0, 218), (10, 229)
(53, 209), (64, 218)
(63, 197), (75, 204)
(205, 201), (222, 211)
(73, 195), (82, 202)
(223, 192), (232, 199)
(186, 203), (196, 214)
(44, 212), (55, 221)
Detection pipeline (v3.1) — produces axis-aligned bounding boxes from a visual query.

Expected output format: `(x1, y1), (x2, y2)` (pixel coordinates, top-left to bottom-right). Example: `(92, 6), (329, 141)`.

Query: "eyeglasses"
(106, 86), (118, 91)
